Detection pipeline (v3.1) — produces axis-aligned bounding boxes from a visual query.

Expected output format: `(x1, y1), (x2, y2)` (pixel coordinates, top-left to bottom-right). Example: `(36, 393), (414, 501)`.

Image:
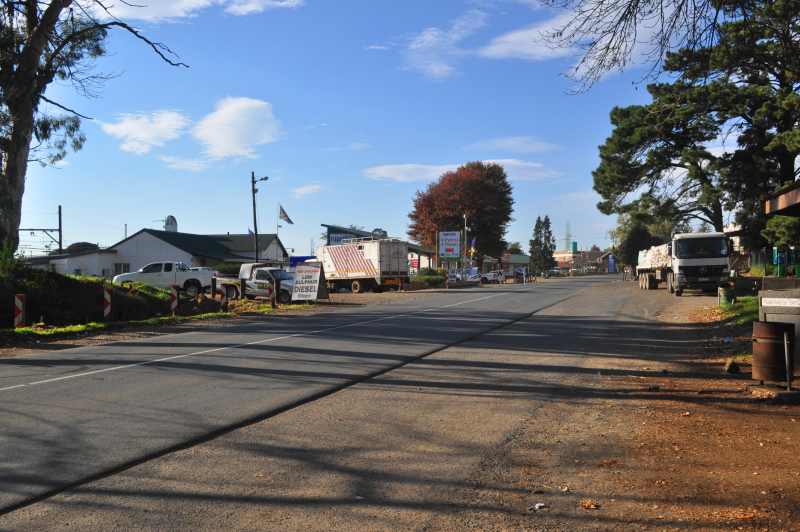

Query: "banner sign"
(292, 264), (322, 301)
(439, 231), (461, 258)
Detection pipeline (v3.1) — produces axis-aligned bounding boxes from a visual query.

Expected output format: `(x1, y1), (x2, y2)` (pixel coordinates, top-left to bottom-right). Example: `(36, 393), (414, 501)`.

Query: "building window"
(114, 263), (131, 275)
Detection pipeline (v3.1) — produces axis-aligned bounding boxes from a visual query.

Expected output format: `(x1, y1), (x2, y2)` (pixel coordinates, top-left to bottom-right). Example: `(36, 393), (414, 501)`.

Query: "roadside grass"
(720, 296), (758, 326)
(3, 303), (317, 341)
(12, 322), (109, 337)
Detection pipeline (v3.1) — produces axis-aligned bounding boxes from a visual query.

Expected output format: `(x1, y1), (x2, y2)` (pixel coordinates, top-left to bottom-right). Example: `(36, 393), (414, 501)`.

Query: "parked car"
(481, 270), (505, 284)
(112, 261), (212, 296)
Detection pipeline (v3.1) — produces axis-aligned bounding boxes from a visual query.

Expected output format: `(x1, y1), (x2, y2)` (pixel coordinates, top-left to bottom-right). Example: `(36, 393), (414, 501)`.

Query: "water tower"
(164, 215), (178, 233)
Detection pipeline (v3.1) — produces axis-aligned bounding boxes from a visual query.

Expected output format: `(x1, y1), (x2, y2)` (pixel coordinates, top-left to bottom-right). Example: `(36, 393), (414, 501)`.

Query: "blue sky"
(21, 0), (653, 257)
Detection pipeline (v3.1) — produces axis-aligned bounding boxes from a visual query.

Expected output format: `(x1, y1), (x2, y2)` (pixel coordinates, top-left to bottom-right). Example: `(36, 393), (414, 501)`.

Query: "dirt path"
(2, 281), (797, 531)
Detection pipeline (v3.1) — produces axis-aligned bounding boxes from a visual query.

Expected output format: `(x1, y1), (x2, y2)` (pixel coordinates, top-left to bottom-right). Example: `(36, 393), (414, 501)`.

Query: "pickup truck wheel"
(675, 289), (683, 297)
(183, 279), (201, 297)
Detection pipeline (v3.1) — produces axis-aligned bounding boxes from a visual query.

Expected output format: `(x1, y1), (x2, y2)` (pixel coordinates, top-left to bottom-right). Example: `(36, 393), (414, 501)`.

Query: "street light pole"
(463, 213), (468, 270)
(251, 171), (269, 262)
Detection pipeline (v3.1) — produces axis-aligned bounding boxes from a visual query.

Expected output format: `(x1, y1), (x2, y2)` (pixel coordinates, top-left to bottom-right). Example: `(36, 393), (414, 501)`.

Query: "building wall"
(263, 239), (287, 262)
(113, 232), (194, 272)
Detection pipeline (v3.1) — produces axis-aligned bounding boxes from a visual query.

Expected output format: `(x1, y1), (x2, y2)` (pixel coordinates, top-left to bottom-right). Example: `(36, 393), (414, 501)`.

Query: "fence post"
(13, 294), (25, 328)
(103, 286), (112, 320)
(211, 277), (217, 299)
(170, 286), (178, 316)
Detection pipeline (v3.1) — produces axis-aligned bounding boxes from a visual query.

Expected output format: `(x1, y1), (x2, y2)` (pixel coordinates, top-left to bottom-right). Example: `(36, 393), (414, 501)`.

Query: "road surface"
(0, 276), (612, 515)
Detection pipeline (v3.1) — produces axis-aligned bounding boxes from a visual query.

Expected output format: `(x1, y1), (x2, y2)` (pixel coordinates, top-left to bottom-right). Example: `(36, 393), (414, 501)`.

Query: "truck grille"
(680, 265), (726, 276)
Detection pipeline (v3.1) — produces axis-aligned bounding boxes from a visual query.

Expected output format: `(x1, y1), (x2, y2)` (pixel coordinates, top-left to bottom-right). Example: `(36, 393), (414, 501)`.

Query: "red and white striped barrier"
(103, 286), (112, 319)
(13, 294), (25, 328)
(170, 287), (178, 314)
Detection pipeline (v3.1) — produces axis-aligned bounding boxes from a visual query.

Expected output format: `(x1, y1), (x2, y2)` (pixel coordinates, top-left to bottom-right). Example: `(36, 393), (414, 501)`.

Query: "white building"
(28, 229), (288, 278)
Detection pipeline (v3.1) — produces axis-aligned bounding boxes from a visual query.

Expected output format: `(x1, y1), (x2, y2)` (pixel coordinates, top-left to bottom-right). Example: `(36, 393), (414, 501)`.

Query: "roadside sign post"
(292, 264), (322, 302)
(13, 294), (25, 328)
(103, 286), (112, 320)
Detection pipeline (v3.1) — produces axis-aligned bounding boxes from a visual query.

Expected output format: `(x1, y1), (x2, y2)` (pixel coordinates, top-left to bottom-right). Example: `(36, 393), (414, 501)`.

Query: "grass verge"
(720, 296), (758, 326)
(4, 303), (316, 341)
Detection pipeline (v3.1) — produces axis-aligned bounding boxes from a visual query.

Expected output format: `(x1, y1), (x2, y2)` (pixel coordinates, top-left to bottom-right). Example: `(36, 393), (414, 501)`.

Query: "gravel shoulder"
(3, 280), (797, 531)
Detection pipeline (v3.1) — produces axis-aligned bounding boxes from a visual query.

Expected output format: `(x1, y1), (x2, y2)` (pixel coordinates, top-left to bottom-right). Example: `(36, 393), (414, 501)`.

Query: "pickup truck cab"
(112, 262), (212, 296)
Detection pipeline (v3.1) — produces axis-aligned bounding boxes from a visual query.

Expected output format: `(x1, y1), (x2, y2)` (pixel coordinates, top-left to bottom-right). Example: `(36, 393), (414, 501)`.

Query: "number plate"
(698, 277), (710, 282)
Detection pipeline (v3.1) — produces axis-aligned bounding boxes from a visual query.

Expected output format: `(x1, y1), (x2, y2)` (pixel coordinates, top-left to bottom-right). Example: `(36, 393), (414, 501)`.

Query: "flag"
(279, 205), (294, 225)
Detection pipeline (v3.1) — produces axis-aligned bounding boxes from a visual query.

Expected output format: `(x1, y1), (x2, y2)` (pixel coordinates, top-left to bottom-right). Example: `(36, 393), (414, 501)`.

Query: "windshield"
(674, 237), (729, 259)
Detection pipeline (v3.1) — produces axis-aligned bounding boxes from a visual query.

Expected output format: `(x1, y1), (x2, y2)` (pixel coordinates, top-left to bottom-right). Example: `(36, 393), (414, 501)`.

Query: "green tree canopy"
(529, 215), (555, 273)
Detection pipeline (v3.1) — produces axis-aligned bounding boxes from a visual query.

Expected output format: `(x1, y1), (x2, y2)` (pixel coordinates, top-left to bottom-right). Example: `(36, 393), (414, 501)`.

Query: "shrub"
(411, 274), (446, 288)
(0, 268), (176, 327)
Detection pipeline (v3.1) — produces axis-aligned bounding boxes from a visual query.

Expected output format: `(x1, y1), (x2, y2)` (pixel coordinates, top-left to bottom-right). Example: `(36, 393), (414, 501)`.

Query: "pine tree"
(542, 216), (556, 269)
(529, 217), (544, 274)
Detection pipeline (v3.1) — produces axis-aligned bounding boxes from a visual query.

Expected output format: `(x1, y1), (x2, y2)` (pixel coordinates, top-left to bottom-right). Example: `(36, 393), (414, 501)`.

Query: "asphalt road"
(0, 276), (614, 515)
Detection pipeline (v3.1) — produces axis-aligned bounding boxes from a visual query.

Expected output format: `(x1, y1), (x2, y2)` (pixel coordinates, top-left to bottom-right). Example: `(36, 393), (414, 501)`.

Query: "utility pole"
(57, 205), (63, 252)
(19, 204), (63, 254)
(251, 171), (269, 262)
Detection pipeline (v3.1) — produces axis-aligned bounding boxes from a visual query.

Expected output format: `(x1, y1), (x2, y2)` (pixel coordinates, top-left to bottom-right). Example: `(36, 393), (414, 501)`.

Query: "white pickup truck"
(112, 261), (212, 296)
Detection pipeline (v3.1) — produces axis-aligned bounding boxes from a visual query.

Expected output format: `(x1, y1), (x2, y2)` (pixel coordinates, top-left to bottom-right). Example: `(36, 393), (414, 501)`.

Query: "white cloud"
(406, 9), (488, 79)
(193, 97), (282, 159)
(365, 44), (390, 51)
(160, 155), (209, 172)
(489, 158), (561, 180)
(100, 111), (189, 155)
(364, 163), (457, 183)
(225, 0), (304, 16)
(97, 0), (303, 21)
(479, 12), (576, 61)
(467, 136), (559, 153)
(364, 159), (560, 183)
(293, 183), (322, 198)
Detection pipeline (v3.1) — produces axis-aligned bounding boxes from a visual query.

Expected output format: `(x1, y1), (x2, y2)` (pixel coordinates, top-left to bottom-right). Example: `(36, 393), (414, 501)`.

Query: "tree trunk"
(711, 199), (724, 233)
(1, 107), (35, 253)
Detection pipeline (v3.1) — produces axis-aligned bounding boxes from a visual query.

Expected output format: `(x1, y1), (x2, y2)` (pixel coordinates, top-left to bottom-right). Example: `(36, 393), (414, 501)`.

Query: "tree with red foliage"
(408, 162), (514, 263)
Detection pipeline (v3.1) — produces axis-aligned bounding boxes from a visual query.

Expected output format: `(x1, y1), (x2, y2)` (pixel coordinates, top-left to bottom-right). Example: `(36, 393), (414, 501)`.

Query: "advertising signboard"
(438, 231), (461, 259)
(292, 264), (322, 302)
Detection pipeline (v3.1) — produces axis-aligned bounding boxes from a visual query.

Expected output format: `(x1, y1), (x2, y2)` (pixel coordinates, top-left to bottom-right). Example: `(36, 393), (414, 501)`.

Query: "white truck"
(112, 261), (212, 296)
(636, 232), (731, 296)
(317, 238), (409, 293)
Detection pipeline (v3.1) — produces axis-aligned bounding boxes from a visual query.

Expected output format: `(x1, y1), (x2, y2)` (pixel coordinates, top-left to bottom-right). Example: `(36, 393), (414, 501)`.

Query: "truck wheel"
(278, 290), (292, 304)
(675, 289), (683, 297)
(184, 279), (201, 297)
(351, 280), (363, 294)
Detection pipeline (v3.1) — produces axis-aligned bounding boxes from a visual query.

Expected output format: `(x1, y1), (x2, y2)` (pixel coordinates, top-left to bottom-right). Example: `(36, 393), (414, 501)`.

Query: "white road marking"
(0, 289), (524, 394)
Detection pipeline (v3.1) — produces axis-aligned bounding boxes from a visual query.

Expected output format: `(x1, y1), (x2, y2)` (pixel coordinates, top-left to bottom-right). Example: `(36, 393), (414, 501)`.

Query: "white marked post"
(103, 286), (112, 320)
(13, 294), (25, 328)
(292, 264), (322, 302)
(170, 287), (178, 315)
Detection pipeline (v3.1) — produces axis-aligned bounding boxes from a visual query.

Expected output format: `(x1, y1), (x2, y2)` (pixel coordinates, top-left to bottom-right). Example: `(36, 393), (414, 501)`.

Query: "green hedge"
(0, 268), (176, 327)
(411, 273), (445, 288)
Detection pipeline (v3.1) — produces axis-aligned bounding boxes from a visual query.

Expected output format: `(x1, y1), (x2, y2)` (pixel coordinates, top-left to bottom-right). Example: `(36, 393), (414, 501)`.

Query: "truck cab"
(669, 232), (731, 295)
